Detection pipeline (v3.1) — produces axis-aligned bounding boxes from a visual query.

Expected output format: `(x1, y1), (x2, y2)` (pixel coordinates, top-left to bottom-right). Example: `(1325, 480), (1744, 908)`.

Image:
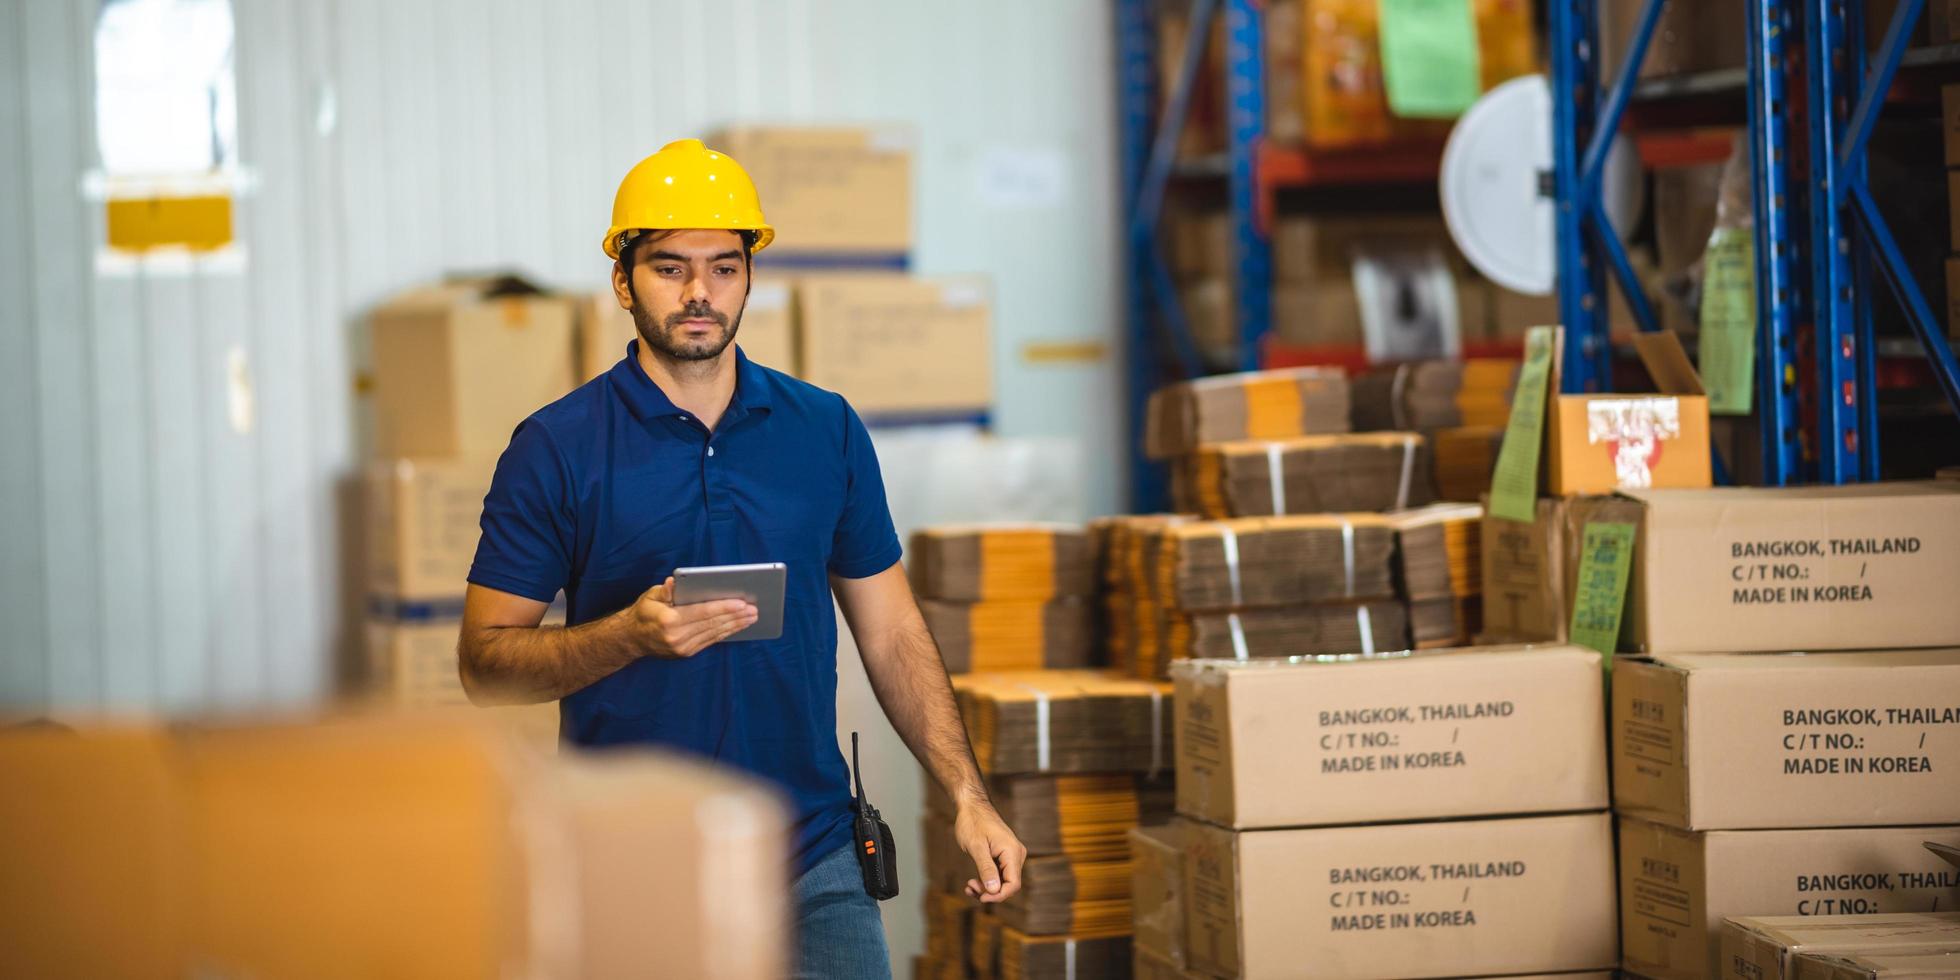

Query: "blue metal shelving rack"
(1117, 0), (1257, 511)
(1553, 0), (1960, 484)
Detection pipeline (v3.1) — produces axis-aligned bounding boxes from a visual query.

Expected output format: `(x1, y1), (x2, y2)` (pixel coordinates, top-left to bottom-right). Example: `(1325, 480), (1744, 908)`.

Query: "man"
(457, 138), (1025, 979)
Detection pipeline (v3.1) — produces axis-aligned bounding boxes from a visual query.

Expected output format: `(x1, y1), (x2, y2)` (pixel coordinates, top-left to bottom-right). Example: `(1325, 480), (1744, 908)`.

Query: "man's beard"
(631, 297), (741, 362)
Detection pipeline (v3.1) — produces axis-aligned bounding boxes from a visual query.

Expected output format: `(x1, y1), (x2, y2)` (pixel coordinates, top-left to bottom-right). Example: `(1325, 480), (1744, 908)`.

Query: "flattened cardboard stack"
(1098, 515), (1198, 678)
(1613, 649), (1960, 980)
(1135, 516), (1403, 678)
(953, 671), (1172, 780)
(1349, 358), (1519, 433)
(1163, 646), (1620, 980)
(997, 930), (1130, 980)
(1388, 503), (1484, 648)
(1172, 432), (1432, 519)
(911, 525), (1099, 674)
(1143, 367), (1351, 460)
(920, 671), (1177, 969)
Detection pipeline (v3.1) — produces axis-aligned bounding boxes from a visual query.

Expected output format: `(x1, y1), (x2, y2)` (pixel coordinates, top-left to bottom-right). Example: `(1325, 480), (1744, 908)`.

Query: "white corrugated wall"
(0, 0), (1124, 712)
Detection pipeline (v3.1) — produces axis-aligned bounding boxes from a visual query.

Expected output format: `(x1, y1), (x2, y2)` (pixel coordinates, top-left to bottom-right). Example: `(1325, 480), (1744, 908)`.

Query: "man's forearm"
(858, 615), (991, 810)
(460, 609), (643, 705)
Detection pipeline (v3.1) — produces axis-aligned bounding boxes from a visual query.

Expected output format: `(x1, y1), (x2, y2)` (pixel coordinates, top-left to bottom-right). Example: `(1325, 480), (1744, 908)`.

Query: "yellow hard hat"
(602, 138), (775, 260)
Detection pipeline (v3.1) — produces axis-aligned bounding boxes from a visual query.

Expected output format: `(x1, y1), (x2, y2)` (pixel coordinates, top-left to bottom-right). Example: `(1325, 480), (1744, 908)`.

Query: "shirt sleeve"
(828, 400), (903, 579)
(467, 419), (575, 603)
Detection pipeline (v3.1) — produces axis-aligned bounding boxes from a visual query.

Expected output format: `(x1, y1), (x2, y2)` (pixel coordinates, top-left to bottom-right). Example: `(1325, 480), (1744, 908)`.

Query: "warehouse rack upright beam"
(1552, 0), (1960, 484)
(1118, 0), (1269, 511)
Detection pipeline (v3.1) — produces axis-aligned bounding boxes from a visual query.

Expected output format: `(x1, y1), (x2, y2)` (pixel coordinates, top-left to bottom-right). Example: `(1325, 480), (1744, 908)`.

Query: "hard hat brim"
(603, 224), (775, 260)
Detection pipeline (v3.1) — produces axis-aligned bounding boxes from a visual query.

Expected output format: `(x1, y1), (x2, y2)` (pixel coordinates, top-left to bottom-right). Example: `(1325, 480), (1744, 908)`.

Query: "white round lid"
(1441, 74), (1644, 297)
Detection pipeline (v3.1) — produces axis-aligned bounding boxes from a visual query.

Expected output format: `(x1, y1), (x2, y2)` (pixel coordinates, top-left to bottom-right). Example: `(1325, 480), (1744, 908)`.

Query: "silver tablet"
(671, 562), (787, 643)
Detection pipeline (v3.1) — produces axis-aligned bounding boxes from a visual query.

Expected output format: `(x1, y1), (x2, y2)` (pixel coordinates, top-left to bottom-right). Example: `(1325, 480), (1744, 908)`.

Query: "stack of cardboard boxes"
(364, 275), (576, 737)
(1603, 480), (1960, 979)
(1150, 644), (1619, 979)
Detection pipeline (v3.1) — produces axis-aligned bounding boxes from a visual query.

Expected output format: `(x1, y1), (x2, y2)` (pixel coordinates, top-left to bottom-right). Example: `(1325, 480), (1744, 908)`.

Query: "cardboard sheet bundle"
(1162, 599), (1410, 663)
(1388, 503), (1483, 598)
(952, 671), (1174, 776)
(998, 856), (1134, 936)
(926, 773), (1174, 861)
(1349, 358), (1519, 433)
(1430, 425), (1506, 509)
(1150, 516), (1397, 611)
(1172, 433), (1432, 518)
(911, 523), (1099, 676)
(920, 598), (1095, 674)
(923, 890), (975, 972)
(1096, 515), (1196, 677)
(998, 928), (1131, 980)
(1405, 595), (1479, 650)
(1143, 366), (1350, 459)
(908, 524), (1096, 602)
(970, 912), (1002, 978)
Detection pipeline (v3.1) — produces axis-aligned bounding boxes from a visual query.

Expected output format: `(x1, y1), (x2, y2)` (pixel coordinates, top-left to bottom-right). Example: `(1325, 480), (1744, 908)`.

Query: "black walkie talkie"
(849, 731), (899, 900)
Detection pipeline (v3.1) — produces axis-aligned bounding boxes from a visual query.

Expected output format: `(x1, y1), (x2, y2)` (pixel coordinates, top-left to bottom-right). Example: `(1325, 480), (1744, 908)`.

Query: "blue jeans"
(793, 842), (893, 980)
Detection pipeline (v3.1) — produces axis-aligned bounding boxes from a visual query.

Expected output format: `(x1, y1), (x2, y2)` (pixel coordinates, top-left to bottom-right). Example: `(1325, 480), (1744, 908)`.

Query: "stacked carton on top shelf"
(364, 275), (573, 737)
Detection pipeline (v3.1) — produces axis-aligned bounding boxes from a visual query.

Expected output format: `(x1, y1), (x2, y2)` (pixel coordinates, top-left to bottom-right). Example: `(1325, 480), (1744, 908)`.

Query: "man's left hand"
(953, 802), (1026, 904)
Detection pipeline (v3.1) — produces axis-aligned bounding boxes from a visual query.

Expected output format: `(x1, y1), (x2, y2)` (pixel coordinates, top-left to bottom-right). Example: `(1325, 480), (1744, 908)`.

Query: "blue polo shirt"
(468, 341), (903, 875)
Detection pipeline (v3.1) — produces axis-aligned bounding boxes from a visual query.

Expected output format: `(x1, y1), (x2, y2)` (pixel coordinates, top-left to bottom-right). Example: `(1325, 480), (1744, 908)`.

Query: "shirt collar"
(609, 340), (774, 422)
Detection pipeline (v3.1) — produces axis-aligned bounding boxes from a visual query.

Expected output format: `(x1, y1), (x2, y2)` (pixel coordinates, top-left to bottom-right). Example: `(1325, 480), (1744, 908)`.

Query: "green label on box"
(1487, 325), (1555, 523)
(1569, 521), (1637, 660)
(1380, 0), (1483, 118)
(1699, 227), (1756, 415)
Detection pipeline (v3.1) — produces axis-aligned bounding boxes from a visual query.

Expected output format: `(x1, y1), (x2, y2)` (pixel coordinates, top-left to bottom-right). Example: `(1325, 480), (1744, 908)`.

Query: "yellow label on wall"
(105, 194), (234, 251)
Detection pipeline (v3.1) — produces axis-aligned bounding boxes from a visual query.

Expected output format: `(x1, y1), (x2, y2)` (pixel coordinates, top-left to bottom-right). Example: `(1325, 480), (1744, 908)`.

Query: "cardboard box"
(1491, 286), (1561, 341)
(1271, 213), (1453, 285)
(1545, 329), (1712, 496)
(711, 126), (911, 257)
(1270, 278), (1364, 347)
(370, 276), (577, 459)
(0, 727), (184, 977)
(1617, 817), (1960, 980)
(1172, 645), (1607, 829)
(365, 456), (496, 613)
(1614, 650), (1960, 831)
(1722, 913), (1960, 980)
(796, 275), (991, 417)
(1131, 824), (1186, 968)
(0, 715), (789, 979)
(1620, 481), (1960, 652)
(1183, 812), (1618, 980)
(1794, 950), (1960, 978)
(578, 278), (796, 382)
(1479, 497), (1570, 643)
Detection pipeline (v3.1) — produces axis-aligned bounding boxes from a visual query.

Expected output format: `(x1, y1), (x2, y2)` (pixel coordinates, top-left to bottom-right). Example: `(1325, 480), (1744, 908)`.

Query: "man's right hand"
(628, 576), (758, 658)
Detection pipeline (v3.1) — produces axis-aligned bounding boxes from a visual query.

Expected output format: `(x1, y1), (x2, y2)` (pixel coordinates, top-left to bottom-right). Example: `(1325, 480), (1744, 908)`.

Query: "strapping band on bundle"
(1218, 525), (1244, 606)
(1063, 938), (1077, 980)
(1226, 612), (1249, 662)
(1013, 683), (1053, 773)
(1339, 519), (1356, 598)
(1264, 442), (1287, 516)
(1394, 436), (1416, 511)
(1357, 605), (1376, 656)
